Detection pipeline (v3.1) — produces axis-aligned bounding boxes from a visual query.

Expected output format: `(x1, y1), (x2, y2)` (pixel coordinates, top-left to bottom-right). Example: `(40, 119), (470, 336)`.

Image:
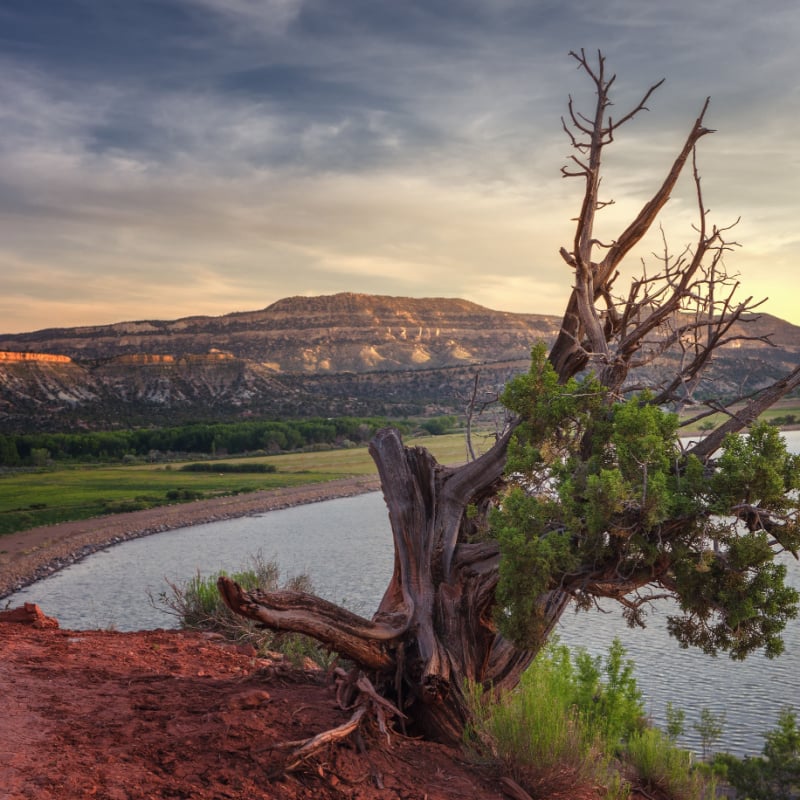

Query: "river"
(6, 430), (800, 757)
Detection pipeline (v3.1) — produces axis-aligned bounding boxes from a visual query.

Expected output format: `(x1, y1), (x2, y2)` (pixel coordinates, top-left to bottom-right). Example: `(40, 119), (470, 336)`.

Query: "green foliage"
(492, 344), (800, 659)
(712, 422), (800, 517)
(164, 488), (204, 501)
(0, 435), (20, 466)
(1, 415), (408, 466)
(492, 344), (604, 647)
(464, 640), (606, 796)
(465, 639), (715, 799)
(467, 638), (645, 757)
(716, 706), (800, 800)
(669, 423), (800, 660)
(492, 490), (578, 646)
(29, 447), (50, 467)
(693, 708), (726, 761)
(627, 728), (718, 800)
(418, 415), (458, 435)
(666, 701), (687, 742)
(572, 639), (646, 751)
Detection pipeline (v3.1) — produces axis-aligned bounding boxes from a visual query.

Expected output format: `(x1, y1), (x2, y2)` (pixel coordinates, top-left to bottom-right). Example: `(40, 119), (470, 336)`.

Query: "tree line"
(0, 415), (453, 466)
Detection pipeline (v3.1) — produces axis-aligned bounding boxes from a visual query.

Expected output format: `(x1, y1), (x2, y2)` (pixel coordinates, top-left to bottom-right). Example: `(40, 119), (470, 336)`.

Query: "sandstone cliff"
(0, 293), (797, 432)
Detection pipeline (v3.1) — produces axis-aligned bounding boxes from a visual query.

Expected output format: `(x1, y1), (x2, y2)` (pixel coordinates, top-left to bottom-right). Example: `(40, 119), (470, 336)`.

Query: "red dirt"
(1, 606), (515, 800)
(0, 604), (617, 800)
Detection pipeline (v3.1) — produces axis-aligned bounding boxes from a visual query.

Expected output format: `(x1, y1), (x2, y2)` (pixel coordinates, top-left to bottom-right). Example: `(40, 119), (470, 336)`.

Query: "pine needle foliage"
(492, 344), (800, 659)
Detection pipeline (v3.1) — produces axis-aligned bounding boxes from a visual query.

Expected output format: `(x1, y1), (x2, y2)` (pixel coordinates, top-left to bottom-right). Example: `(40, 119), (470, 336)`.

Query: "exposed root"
(499, 776), (535, 800)
(262, 669), (407, 779)
(284, 706), (367, 772)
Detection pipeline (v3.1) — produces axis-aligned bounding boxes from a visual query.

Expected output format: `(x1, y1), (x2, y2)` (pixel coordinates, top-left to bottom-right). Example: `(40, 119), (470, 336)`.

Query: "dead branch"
(217, 578), (402, 669)
(689, 364), (800, 460)
(550, 50), (714, 383)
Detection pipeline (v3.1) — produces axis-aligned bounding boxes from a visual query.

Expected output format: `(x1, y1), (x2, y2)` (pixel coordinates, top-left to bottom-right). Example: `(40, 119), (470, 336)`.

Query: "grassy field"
(0, 430), (493, 537)
(2, 401), (797, 538)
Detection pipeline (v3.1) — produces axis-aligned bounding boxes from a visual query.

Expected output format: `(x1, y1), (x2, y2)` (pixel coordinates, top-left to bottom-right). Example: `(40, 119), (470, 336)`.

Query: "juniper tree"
(219, 50), (800, 749)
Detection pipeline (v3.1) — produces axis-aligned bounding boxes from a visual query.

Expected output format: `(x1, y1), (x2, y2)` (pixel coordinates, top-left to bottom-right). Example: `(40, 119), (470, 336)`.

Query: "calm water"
(7, 430), (800, 757)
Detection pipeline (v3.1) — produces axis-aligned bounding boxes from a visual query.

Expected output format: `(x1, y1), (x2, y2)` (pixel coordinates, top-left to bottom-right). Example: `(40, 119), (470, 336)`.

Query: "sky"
(1, 0), (798, 334)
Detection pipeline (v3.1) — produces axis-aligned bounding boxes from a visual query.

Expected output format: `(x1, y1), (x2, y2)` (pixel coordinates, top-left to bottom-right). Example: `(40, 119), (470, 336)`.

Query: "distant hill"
(0, 293), (798, 432)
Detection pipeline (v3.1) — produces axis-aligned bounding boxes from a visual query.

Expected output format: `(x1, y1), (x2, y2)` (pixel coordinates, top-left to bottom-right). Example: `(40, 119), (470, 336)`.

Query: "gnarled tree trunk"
(219, 426), (568, 743)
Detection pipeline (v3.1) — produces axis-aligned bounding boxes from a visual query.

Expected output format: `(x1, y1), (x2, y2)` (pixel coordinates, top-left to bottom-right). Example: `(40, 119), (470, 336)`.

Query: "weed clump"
(153, 551), (333, 667)
(465, 639), (721, 800)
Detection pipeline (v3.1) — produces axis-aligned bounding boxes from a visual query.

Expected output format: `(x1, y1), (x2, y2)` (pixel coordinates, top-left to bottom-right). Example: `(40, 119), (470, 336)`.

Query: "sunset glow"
(1, 1), (798, 332)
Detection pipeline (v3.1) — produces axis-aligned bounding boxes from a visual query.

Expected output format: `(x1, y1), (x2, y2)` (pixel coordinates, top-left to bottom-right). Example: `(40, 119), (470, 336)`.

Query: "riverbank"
(0, 476), (381, 600)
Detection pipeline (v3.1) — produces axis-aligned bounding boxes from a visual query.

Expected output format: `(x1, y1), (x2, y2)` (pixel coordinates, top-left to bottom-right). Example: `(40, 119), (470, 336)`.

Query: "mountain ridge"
(1, 293), (798, 432)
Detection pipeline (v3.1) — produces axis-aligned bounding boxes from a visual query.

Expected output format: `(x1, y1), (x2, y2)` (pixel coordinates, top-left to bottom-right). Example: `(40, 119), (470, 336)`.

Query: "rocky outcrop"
(0, 351), (71, 363)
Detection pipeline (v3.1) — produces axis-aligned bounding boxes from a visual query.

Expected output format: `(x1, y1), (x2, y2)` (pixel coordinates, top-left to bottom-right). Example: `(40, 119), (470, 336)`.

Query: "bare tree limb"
(689, 364), (800, 461)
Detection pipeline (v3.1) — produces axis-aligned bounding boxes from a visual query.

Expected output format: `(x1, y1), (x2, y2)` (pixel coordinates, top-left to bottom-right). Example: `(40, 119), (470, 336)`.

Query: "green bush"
(715, 706), (800, 800)
(419, 416), (458, 436)
(465, 639), (646, 796)
(464, 639), (723, 799)
(179, 462), (277, 473)
(102, 497), (157, 513)
(573, 638), (646, 752)
(693, 708), (727, 761)
(464, 642), (603, 796)
(165, 488), (204, 501)
(627, 728), (717, 800)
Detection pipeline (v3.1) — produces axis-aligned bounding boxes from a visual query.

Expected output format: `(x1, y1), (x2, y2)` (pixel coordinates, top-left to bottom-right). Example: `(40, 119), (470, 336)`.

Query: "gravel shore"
(0, 476), (382, 599)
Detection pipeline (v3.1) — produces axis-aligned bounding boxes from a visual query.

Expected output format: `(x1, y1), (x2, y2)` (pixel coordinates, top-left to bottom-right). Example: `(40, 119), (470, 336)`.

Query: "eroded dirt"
(0, 606), (517, 800)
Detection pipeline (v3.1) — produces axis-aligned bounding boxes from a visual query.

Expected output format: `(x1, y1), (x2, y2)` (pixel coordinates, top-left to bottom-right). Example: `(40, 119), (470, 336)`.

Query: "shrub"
(665, 701), (687, 742)
(464, 639), (722, 799)
(693, 708), (726, 761)
(102, 497), (157, 513)
(165, 488), (204, 501)
(179, 462), (277, 473)
(419, 416), (457, 436)
(464, 640), (633, 796)
(573, 638), (646, 752)
(153, 552), (332, 667)
(716, 706), (800, 800)
(627, 728), (718, 800)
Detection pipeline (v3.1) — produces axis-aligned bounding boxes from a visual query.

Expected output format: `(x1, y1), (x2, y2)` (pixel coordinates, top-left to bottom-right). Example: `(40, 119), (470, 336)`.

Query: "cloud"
(0, 0), (798, 332)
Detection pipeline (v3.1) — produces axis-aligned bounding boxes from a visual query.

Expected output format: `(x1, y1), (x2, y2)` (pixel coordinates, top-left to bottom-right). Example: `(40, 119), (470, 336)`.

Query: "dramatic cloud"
(0, 0), (798, 331)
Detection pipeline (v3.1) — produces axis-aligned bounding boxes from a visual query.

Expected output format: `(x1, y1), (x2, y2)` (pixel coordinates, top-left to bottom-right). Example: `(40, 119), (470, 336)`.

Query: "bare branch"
(689, 364), (800, 461)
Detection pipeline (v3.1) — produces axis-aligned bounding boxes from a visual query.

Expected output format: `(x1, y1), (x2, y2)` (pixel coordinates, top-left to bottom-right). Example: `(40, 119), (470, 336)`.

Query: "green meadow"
(0, 430), (493, 537)
(2, 401), (798, 538)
